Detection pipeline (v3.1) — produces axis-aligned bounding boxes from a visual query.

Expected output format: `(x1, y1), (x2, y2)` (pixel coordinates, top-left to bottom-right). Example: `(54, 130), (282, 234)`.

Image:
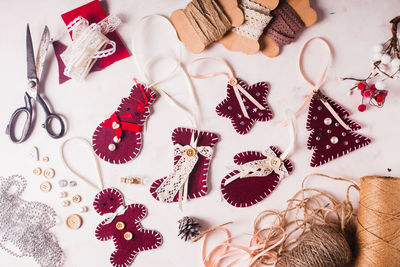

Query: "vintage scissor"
(6, 25), (65, 143)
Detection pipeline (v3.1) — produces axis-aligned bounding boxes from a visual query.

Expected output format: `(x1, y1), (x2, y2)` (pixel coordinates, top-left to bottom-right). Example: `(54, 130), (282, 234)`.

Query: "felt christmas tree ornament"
(221, 112), (295, 207)
(189, 57), (273, 135)
(289, 37), (371, 167)
(92, 82), (156, 164)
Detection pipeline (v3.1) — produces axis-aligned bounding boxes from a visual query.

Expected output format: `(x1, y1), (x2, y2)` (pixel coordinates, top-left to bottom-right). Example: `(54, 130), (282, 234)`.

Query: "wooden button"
(229, 77), (238, 86)
(116, 221), (125, 230)
(33, 167), (42, 176)
(40, 182), (52, 192)
(72, 195), (82, 203)
(186, 147), (196, 157)
(269, 157), (282, 169)
(66, 214), (82, 230)
(43, 168), (55, 179)
(124, 231), (134, 240)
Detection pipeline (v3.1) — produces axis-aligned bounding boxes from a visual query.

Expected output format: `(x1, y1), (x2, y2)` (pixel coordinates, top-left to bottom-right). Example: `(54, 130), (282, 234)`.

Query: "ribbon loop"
(188, 57), (266, 119)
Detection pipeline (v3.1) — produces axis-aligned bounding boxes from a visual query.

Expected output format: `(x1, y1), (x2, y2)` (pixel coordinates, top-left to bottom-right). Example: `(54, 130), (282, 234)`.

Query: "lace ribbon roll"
(61, 15), (121, 81)
(232, 0), (272, 40)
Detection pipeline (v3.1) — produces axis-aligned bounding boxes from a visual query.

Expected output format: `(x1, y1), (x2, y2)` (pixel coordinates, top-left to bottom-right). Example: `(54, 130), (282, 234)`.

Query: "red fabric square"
(61, 0), (130, 70)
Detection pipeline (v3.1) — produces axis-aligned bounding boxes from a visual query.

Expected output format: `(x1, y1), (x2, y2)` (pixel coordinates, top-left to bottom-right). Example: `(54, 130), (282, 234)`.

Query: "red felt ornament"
(189, 58), (273, 135)
(92, 82), (156, 164)
(292, 37), (371, 167)
(94, 188), (162, 267)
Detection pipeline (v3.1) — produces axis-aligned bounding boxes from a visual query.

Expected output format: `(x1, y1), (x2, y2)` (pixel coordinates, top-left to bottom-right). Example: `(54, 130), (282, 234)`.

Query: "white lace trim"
(224, 147), (288, 186)
(155, 144), (213, 203)
(232, 0), (272, 40)
(61, 15), (120, 81)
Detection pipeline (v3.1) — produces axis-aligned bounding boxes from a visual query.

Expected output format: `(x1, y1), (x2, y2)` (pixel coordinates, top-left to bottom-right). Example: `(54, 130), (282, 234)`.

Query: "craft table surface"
(0, 1), (399, 266)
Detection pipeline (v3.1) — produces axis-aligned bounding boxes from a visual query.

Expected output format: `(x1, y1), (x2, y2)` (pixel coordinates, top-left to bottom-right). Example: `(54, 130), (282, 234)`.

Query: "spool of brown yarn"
(276, 225), (352, 267)
(356, 176), (400, 267)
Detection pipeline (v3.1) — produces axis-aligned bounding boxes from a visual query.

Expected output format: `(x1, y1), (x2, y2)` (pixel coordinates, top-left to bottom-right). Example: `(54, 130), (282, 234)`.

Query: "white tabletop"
(0, 0), (399, 266)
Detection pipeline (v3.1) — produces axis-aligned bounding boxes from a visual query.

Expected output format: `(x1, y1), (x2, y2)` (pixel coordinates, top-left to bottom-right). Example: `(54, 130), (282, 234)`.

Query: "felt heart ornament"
(150, 127), (219, 203)
(92, 83), (156, 164)
(221, 146), (293, 208)
(216, 78), (273, 135)
(306, 91), (371, 167)
(94, 188), (162, 267)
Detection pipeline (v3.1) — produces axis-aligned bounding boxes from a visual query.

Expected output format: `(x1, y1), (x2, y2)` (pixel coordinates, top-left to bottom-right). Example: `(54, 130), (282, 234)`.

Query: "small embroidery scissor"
(6, 25), (65, 143)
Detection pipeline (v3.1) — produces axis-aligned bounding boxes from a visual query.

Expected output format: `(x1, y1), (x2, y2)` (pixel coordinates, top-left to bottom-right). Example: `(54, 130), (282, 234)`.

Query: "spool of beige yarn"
(356, 176), (400, 267)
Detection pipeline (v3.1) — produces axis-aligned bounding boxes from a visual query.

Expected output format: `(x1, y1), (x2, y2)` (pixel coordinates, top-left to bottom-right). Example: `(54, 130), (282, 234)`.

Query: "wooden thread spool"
(170, 0), (244, 53)
(356, 176), (400, 267)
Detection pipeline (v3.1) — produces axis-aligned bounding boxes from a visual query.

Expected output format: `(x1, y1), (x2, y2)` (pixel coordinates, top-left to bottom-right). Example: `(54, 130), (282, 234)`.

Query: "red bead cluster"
(356, 82), (388, 112)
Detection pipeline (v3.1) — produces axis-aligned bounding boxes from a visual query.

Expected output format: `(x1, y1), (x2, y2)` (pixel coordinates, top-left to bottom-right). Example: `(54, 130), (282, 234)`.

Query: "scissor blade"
(26, 24), (37, 80)
(36, 26), (50, 81)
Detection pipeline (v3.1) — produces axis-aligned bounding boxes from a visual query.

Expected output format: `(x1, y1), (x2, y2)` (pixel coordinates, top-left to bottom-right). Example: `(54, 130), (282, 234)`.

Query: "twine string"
(183, 0), (231, 46)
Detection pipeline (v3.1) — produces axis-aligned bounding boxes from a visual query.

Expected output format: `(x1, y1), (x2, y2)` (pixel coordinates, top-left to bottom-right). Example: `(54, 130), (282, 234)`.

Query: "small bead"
(113, 136), (121, 143)
(330, 136), (339, 144)
(59, 179), (68, 187)
(324, 118), (332, 125)
(240, 121), (245, 125)
(344, 141), (349, 145)
(317, 106), (322, 111)
(355, 139), (360, 143)
(258, 113), (263, 116)
(316, 137), (320, 141)
(327, 129), (332, 134)
(313, 116), (318, 120)
(108, 144), (116, 151)
(256, 92), (261, 96)
(80, 206), (89, 213)
(326, 145), (331, 149)
(357, 83), (366, 90)
(342, 132), (346, 136)
(227, 106), (232, 110)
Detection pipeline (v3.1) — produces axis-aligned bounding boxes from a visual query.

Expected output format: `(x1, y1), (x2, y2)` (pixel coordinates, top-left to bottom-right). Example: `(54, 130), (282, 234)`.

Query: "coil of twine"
(275, 225), (351, 267)
(183, 0), (232, 46)
(355, 176), (400, 267)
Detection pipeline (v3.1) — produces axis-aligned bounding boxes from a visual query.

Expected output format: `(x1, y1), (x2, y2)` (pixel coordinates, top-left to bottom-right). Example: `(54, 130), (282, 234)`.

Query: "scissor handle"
(36, 94), (65, 139)
(6, 93), (33, 143)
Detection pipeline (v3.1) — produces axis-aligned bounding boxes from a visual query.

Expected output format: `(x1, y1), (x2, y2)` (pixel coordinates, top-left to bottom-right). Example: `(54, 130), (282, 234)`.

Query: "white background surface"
(0, 0), (399, 266)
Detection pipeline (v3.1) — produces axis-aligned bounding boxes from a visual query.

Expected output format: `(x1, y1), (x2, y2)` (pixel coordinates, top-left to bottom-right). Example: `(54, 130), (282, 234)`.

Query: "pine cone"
(178, 216), (201, 242)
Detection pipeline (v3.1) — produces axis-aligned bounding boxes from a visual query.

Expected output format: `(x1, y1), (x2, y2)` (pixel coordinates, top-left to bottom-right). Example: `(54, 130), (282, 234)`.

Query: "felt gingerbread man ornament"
(92, 82), (156, 164)
(221, 112), (295, 207)
(293, 37), (371, 167)
(94, 188), (162, 267)
(189, 57), (273, 135)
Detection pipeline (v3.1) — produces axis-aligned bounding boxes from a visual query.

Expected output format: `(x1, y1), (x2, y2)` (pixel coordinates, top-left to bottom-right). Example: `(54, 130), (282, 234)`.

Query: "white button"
(108, 144), (116, 151)
(113, 136), (121, 143)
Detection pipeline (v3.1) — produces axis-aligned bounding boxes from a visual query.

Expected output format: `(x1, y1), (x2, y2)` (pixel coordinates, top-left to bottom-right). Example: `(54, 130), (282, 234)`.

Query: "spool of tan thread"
(356, 176), (400, 267)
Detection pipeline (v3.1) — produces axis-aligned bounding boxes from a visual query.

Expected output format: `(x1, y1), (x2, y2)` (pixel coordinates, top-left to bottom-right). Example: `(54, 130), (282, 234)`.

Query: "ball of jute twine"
(275, 225), (351, 267)
(253, 173), (359, 267)
(355, 176), (400, 267)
